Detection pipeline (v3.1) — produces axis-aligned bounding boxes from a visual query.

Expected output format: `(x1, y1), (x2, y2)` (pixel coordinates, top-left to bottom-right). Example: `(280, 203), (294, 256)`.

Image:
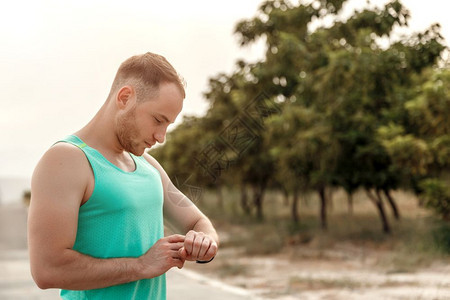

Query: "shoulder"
(32, 142), (92, 183)
(142, 152), (159, 167)
(142, 152), (163, 171)
(142, 152), (169, 178)
(31, 142), (92, 207)
(41, 142), (89, 167)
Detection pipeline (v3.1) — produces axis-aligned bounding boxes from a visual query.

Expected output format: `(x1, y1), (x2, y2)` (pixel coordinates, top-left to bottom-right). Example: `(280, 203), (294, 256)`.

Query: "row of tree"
(151, 0), (450, 233)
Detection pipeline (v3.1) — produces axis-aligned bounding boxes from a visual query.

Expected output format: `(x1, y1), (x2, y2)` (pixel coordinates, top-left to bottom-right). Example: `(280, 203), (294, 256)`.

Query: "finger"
(167, 234), (185, 243)
(170, 249), (181, 258)
(202, 241), (218, 261)
(192, 236), (206, 259)
(184, 233), (195, 255)
(178, 247), (187, 260)
(172, 257), (185, 269)
(170, 242), (185, 251)
(197, 239), (211, 258)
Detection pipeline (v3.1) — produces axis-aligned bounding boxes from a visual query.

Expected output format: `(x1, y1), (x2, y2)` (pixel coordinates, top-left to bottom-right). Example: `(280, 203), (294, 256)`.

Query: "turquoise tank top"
(58, 135), (166, 300)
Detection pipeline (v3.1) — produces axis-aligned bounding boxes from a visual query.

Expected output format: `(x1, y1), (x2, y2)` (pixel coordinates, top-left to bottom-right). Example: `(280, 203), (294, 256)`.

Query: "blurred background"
(1, 0), (450, 299)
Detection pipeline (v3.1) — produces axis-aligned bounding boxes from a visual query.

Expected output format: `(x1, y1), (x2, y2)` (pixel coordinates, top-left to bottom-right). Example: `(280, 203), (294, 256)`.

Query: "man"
(28, 52), (219, 299)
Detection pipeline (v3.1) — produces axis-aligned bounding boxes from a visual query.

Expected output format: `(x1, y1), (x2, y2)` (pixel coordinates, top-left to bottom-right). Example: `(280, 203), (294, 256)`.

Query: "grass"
(197, 187), (450, 271)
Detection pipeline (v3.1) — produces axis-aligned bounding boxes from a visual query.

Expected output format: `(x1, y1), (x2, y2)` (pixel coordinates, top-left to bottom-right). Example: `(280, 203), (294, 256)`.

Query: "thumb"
(178, 247), (187, 260)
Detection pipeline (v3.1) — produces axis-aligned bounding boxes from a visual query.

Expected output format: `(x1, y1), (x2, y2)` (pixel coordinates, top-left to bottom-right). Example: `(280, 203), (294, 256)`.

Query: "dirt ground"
(186, 233), (450, 300)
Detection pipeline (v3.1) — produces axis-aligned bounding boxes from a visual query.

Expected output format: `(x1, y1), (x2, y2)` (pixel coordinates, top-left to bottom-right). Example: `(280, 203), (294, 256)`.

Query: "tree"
(380, 68), (450, 221)
(233, 0), (446, 232)
(153, 0), (448, 232)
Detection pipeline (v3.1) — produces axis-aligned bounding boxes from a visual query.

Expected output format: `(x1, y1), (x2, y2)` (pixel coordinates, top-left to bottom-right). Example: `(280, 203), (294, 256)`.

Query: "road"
(0, 203), (256, 300)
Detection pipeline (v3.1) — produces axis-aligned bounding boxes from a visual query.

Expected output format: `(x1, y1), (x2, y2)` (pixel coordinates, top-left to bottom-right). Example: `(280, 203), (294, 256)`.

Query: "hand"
(138, 234), (186, 278)
(178, 230), (218, 262)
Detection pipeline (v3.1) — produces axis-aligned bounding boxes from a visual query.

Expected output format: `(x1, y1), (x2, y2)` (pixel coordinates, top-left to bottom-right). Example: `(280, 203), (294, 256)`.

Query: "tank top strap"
(56, 135), (89, 149)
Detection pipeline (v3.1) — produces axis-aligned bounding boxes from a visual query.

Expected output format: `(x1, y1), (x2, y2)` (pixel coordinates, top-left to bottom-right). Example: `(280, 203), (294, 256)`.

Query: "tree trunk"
(365, 189), (391, 234)
(253, 184), (266, 221)
(291, 188), (300, 224)
(383, 189), (400, 220)
(318, 186), (327, 230)
(347, 192), (353, 215)
(327, 187), (334, 212)
(240, 183), (251, 215)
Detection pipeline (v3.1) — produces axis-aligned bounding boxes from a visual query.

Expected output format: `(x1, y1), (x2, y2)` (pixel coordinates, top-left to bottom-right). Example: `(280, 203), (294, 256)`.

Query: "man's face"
(116, 82), (184, 156)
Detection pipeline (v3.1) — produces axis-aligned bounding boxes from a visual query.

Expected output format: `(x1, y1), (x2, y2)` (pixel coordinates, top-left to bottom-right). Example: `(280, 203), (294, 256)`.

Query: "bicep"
(28, 145), (88, 269)
(143, 153), (205, 232)
(162, 179), (207, 232)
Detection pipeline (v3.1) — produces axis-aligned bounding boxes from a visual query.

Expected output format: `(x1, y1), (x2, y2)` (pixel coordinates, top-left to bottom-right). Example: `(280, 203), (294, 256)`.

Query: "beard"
(116, 106), (142, 156)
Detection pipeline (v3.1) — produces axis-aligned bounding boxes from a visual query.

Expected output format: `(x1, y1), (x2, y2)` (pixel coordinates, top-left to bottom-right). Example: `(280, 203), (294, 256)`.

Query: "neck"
(75, 100), (125, 155)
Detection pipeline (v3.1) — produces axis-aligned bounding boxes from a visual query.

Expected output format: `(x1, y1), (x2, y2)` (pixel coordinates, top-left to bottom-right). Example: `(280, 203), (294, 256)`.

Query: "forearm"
(32, 249), (145, 290)
(32, 234), (185, 290)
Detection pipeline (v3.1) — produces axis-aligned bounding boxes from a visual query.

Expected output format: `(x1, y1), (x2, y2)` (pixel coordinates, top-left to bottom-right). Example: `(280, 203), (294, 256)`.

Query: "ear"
(116, 86), (135, 109)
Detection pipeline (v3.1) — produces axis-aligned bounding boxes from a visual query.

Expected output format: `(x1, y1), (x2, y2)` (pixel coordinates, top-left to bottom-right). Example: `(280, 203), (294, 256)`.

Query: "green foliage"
(379, 68), (450, 217)
(378, 132), (432, 176)
(154, 0), (449, 224)
(432, 222), (450, 253)
(405, 69), (450, 137)
(419, 179), (450, 221)
(431, 135), (450, 167)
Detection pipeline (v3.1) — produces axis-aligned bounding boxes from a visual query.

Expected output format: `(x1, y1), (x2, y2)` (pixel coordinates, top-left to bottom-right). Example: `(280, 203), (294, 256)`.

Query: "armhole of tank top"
(136, 154), (162, 179)
(54, 140), (96, 206)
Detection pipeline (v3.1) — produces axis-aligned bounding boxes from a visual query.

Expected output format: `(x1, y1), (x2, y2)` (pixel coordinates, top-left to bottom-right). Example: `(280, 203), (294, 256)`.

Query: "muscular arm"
(143, 153), (219, 262)
(28, 144), (184, 290)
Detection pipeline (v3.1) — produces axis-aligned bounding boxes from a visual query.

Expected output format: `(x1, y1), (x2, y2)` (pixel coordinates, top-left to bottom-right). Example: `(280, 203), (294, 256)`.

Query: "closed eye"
(154, 117), (162, 124)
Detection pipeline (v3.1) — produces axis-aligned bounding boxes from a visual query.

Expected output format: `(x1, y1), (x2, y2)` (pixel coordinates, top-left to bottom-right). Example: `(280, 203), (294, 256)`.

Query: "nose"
(154, 127), (167, 144)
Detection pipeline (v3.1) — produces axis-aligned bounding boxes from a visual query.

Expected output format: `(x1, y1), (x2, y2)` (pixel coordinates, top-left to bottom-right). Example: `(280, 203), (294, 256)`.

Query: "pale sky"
(0, 0), (449, 179)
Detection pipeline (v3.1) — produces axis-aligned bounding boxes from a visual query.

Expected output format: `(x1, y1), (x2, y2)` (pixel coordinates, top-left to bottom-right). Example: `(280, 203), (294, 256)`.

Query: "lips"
(145, 141), (154, 148)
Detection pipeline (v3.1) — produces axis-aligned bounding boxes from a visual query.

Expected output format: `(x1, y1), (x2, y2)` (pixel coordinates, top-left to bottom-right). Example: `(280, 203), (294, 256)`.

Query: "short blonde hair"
(109, 52), (186, 101)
